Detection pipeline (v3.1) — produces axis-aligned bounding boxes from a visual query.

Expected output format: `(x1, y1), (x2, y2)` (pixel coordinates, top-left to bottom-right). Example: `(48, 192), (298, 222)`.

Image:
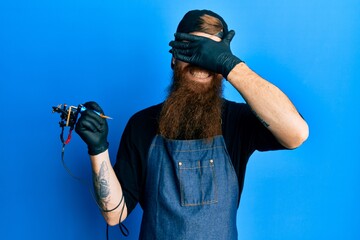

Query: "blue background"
(1, 0), (359, 239)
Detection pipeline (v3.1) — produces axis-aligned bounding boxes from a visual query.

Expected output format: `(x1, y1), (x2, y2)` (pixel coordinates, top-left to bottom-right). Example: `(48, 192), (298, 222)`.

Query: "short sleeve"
(113, 104), (161, 214)
(222, 100), (285, 158)
(113, 119), (142, 214)
(246, 106), (286, 152)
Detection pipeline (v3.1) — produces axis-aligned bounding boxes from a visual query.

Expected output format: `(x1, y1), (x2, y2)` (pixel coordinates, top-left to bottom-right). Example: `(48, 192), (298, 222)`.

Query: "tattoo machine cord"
(52, 104), (129, 239)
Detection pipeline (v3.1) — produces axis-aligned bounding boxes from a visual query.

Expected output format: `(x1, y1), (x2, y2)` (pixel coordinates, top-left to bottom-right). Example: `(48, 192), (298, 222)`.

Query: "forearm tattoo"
(252, 109), (270, 128)
(93, 161), (111, 209)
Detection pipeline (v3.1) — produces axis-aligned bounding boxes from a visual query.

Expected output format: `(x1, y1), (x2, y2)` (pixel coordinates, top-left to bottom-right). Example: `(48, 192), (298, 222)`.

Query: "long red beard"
(158, 64), (223, 140)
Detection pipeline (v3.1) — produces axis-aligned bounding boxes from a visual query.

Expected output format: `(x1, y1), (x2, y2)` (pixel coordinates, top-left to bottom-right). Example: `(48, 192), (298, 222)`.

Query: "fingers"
(170, 32), (209, 50)
(170, 45), (194, 63)
(169, 40), (191, 50)
(169, 38), (199, 51)
(169, 33), (203, 61)
(169, 38), (196, 62)
(170, 32), (211, 48)
(174, 32), (204, 42)
(170, 30), (235, 52)
(77, 110), (106, 133)
(83, 101), (104, 114)
(172, 53), (191, 63)
(172, 47), (193, 57)
(223, 30), (235, 44)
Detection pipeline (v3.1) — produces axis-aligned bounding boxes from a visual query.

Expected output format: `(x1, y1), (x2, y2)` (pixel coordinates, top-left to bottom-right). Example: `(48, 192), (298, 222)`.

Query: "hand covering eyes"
(169, 30), (243, 78)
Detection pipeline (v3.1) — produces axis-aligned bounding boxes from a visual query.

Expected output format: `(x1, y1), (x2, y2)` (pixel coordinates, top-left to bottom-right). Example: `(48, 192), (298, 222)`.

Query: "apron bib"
(139, 135), (239, 240)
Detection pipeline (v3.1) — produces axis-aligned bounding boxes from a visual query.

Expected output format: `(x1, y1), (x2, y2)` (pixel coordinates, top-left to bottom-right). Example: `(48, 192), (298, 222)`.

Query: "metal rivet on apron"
(210, 159), (214, 164)
(178, 162), (182, 166)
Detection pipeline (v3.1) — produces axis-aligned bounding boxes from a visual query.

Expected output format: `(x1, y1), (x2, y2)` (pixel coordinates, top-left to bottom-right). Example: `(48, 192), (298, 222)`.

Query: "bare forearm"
(90, 150), (127, 225)
(227, 62), (309, 149)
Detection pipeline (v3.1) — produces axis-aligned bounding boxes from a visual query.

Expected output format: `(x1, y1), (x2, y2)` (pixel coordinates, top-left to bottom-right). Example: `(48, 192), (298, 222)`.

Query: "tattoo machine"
(52, 104), (112, 145)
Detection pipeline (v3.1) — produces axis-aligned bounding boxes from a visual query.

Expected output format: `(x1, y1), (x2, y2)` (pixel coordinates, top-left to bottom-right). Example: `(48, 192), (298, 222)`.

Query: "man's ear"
(171, 57), (176, 69)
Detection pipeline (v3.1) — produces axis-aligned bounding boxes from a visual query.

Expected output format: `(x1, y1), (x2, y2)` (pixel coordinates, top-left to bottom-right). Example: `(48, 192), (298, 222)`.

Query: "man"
(75, 9), (309, 239)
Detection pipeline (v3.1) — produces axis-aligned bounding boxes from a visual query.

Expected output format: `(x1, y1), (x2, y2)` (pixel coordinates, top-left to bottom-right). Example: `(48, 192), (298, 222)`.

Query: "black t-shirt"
(113, 99), (286, 214)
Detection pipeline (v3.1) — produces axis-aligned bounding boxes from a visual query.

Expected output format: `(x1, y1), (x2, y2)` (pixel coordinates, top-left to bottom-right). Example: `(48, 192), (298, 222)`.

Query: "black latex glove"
(169, 30), (243, 78)
(75, 101), (109, 155)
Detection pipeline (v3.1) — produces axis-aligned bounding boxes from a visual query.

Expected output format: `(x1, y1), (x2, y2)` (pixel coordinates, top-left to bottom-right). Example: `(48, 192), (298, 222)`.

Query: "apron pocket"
(177, 159), (218, 206)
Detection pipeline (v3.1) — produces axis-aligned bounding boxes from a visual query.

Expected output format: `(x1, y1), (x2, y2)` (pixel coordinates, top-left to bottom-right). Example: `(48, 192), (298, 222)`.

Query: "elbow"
(105, 213), (125, 226)
(281, 122), (309, 149)
(106, 218), (120, 227)
(103, 204), (128, 226)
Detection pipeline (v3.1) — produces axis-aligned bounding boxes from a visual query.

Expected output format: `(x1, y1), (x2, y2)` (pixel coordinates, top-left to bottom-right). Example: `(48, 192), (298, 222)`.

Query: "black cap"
(176, 9), (228, 39)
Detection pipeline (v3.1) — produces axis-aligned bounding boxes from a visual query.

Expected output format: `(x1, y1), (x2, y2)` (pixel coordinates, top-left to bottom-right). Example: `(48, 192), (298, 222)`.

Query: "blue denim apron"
(139, 135), (239, 240)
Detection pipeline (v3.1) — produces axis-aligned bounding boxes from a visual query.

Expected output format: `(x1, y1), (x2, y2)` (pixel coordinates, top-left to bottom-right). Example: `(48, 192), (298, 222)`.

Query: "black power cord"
(53, 104), (129, 239)
(61, 142), (129, 239)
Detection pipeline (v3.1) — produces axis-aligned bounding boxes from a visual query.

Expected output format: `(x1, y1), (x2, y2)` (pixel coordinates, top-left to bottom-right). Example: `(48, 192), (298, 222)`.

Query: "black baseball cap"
(176, 9), (228, 39)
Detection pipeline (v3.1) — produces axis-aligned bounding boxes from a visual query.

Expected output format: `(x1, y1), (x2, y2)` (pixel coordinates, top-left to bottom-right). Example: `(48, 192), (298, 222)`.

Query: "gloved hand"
(169, 30), (243, 78)
(75, 101), (109, 155)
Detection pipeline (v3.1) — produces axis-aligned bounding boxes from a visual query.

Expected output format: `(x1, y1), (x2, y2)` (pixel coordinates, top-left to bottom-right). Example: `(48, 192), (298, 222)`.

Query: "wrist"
(221, 54), (243, 79)
(226, 61), (247, 81)
(90, 149), (109, 159)
(88, 142), (109, 156)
